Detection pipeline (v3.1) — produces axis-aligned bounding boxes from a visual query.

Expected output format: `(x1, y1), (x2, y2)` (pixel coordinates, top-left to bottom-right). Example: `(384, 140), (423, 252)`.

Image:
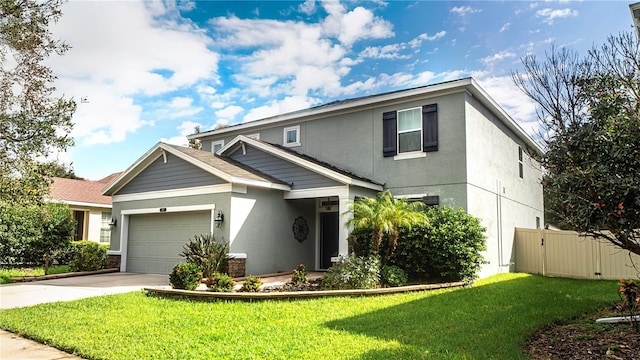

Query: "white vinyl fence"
(515, 228), (640, 280)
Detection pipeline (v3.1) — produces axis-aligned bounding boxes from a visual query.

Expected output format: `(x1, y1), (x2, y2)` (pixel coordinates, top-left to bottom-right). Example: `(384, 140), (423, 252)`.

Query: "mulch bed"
(524, 307), (640, 359)
(260, 278), (323, 292)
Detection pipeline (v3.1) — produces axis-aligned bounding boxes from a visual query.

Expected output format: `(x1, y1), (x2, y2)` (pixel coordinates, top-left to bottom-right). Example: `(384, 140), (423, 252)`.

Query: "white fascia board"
(224, 135), (374, 188)
(113, 184), (232, 202)
(284, 185), (349, 200)
(350, 179), (383, 191)
(191, 79), (475, 140)
(230, 176), (291, 191)
(59, 200), (112, 209)
(121, 204), (216, 215)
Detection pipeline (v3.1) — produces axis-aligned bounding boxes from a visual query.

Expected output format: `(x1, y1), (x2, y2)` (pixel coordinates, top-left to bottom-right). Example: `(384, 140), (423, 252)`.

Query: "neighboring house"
(103, 78), (544, 278)
(631, 2), (640, 38)
(49, 174), (118, 244)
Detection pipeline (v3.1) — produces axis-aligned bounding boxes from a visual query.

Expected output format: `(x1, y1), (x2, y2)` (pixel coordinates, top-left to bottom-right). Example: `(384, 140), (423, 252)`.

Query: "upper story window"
(397, 108), (422, 153)
(518, 146), (524, 179)
(383, 104), (438, 159)
(212, 140), (224, 154)
(283, 125), (301, 147)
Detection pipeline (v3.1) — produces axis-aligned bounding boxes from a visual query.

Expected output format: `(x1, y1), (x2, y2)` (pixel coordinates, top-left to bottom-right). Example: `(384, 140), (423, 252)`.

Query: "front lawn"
(0, 273), (619, 359)
(0, 265), (70, 284)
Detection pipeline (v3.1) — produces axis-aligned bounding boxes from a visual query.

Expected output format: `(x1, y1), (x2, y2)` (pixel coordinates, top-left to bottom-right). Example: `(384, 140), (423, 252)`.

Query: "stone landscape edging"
(144, 281), (466, 301)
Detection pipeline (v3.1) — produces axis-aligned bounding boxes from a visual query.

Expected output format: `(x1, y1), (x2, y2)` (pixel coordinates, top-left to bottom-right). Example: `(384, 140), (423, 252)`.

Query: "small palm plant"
(180, 233), (232, 278)
(346, 191), (427, 264)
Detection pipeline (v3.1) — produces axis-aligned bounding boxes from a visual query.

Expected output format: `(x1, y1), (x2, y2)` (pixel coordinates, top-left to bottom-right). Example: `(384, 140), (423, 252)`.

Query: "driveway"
(0, 272), (170, 310)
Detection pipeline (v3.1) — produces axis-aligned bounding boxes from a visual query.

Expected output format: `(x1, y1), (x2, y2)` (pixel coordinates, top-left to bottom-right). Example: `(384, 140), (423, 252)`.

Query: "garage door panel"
(127, 211), (211, 274)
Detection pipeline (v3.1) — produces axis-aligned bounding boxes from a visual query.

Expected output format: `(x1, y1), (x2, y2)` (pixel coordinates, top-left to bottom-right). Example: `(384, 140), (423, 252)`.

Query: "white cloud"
(215, 105), (244, 124)
(161, 120), (203, 146)
(49, 1), (219, 145)
(450, 6), (482, 16)
(299, 0), (316, 15)
(321, 2), (394, 46)
(359, 31), (445, 60)
(243, 96), (319, 122)
(536, 8), (578, 25)
(499, 22), (510, 33)
(481, 50), (516, 64)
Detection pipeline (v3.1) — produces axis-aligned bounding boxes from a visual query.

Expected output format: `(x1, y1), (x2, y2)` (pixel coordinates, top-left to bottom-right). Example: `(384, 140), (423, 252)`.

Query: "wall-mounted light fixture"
(108, 217), (117, 227)
(214, 210), (224, 228)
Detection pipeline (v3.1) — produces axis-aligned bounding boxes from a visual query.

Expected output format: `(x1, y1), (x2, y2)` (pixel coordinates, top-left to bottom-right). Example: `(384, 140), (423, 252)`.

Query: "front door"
(73, 210), (85, 241)
(320, 212), (339, 269)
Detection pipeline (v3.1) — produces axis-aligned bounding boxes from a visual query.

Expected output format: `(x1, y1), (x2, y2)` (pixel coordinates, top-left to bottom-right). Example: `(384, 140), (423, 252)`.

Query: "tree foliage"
(512, 32), (640, 256)
(0, 0), (76, 205)
(345, 191), (426, 265)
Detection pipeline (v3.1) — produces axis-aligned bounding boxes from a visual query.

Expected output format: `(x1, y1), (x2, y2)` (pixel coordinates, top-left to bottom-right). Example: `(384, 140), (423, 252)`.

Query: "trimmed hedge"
(68, 241), (108, 272)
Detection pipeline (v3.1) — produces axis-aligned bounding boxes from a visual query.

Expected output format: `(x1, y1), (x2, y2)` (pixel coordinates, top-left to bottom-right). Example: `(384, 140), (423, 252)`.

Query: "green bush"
(0, 202), (41, 266)
(180, 233), (230, 278)
(321, 255), (380, 290)
(391, 206), (486, 283)
(204, 272), (236, 292)
(347, 227), (377, 258)
(291, 263), (307, 285)
(380, 265), (408, 287)
(240, 276), (263, 292)
(169, 263), (202, 291)
(68, 241), (107, 272)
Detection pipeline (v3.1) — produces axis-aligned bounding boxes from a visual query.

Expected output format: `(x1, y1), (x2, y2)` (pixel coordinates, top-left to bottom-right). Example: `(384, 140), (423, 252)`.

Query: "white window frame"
(100, 211), (112, 243)
(211, 140), (224, 154)
(396, 107), (422, 155)
(246, 133), (260, 140)
(283, 125), (301, 147)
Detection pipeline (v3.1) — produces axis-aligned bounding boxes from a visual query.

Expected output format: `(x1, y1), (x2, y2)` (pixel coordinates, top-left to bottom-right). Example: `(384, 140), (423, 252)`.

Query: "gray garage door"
(127, 211), (211, 274)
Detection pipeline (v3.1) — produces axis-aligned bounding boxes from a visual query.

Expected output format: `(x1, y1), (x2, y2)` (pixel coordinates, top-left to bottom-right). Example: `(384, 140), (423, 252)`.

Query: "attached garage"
(125, 210), (212, 274)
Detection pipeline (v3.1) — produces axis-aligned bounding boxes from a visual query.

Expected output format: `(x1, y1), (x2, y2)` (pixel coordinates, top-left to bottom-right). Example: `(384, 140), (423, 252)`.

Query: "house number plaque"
(292, 216), (309, 242)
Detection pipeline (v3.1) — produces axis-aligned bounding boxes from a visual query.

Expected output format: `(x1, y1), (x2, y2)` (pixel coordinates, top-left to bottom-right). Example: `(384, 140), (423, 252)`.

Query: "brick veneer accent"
(226, 257), (246, 278)
(106, 254), (121, 269)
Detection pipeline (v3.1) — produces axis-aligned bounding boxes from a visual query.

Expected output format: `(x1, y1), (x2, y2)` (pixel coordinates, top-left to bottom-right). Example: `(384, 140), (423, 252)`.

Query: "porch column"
(338, 194), (352, 257)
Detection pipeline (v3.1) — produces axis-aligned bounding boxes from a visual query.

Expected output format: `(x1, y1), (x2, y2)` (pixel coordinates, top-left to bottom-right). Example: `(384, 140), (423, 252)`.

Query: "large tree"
(0, 0), (76, 205)
(512, 32), (640, 256)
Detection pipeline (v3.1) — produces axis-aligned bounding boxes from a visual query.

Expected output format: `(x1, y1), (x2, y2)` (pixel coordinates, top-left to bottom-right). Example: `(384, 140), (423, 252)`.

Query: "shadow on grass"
(325, 274), (618, 359)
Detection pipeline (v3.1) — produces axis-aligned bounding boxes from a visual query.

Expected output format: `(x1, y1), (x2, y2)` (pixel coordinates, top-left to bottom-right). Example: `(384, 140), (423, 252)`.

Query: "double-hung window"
(100, 212), (111, 243)
(397, 108), (422, 153)
(383, 104), (438, 158)
(212, 140), (224, 154)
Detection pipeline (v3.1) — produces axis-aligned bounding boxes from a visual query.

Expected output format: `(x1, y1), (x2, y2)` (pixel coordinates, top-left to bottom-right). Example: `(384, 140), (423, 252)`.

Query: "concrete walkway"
(1, 272), (171, 359)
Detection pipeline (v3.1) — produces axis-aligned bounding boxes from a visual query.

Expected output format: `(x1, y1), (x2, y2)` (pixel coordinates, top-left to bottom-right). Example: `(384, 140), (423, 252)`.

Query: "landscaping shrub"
(53, 241), (109, 266)
(204, 272), (236, 292)
(321, 255), (380, 290)
(291, 263), (307, 285)
(169, 263), (202, 291)
(68, 241), (107, 272)
(380, 265), (408, 287)
(240, 276), (263, 292)
(0, 202), (41, 266)
(180, 233), (230, 278)
(347, 228), (377, 258)
(391, 206), (486, 283)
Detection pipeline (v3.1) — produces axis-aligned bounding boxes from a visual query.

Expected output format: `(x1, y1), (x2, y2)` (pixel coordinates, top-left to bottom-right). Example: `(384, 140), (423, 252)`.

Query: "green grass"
(0, 265), (70, 284)
(0, 273), (619, 359)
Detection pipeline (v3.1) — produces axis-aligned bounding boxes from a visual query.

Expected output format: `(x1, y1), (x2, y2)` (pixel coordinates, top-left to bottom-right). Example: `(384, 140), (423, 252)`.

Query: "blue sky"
(48, 0), (634, 180)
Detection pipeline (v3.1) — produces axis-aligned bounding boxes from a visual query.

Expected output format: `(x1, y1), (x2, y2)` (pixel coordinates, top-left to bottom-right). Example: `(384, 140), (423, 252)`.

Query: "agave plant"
(180, 233), (231, 278)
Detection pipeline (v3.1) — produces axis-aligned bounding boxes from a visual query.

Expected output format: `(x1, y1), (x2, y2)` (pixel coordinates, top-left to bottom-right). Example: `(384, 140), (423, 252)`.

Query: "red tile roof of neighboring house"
(49, 176), (117, 207)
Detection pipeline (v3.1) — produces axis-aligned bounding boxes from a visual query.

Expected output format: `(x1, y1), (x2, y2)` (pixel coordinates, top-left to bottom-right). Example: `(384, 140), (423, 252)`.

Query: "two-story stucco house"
(103, 77), (544, 278)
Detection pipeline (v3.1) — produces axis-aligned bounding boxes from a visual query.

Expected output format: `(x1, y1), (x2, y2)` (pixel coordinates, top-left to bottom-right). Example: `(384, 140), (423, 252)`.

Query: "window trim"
(396, 107), (423, 155)
(211, 140), (224, 154)
(246, 133), (260, 140)
(518, 146), (524, 179)
(283, 125), (301, 147)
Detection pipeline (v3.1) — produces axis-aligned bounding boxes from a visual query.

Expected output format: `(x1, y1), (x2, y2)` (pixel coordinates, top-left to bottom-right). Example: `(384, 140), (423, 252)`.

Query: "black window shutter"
(382, 111), (397, 157)
(422, 104), (438, 152)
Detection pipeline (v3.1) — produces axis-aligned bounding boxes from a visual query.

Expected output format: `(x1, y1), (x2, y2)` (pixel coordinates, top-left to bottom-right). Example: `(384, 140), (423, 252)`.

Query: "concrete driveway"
(0, 272), (170, 309)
